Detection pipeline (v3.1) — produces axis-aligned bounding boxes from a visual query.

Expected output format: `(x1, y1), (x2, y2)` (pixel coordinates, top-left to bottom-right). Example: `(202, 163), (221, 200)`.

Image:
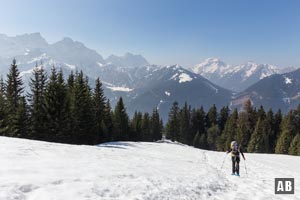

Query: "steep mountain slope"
(231, 68), (300, 112)
(1, 136), (299, 200)
(125, 65), (233, 121)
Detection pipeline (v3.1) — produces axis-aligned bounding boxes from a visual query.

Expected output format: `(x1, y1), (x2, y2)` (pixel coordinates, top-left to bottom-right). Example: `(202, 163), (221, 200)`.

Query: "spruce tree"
(113, 97), (129, 141)
(165, 101), (179, 141)
(93, 78), (106, 143)
(207, 125), (220, 150)
(130, 111), (142, 141)
(28, 64), (47, 140)
(151, 108), (162, 141)
(218, 106), (230, 132)
(275, 111), (298, 154)
(236, 112), (251, 151)
(206, 104), (218, 128)
(103, 99), (114, 142)
(5, 59), (26, 137)
(288, 134), (300, 155)
(247, 117), (270, 153)
(217, 109), (238, 151)
(72, 71), (96, 144)
(141, 112), (151, 141)
(44, 68), (71, 142)
(190, 107), (206, 145)
(178, 102), (191, 144)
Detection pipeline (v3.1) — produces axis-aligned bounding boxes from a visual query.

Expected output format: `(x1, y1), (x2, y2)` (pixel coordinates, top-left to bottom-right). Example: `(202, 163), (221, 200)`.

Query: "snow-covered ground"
(0, 137), (299, 200)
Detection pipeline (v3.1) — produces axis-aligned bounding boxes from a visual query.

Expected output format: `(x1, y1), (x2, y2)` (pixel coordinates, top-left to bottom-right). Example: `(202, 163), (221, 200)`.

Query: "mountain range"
(0, 33), (299, 121)
(191, 57), (297, 92)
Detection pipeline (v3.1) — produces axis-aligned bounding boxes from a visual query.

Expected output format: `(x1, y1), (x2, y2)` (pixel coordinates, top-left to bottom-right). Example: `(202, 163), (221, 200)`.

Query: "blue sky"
(0, 0), (300, 67)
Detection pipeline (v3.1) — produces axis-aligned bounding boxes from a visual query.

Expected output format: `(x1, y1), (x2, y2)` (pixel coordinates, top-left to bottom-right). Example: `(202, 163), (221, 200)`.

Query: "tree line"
(0, 59), (163, 144)
(1, 59), (299, 156)
(165, 100), (300, 156)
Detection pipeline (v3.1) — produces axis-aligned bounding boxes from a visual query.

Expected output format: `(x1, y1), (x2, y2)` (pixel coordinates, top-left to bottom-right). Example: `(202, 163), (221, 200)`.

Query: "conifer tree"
(5, 59), (26, 137)
(266, 109), (275, 153)
(130, 111), (143, 141)
(113, 97), (129, 141)
(166, 101), (180, 141)
(288, 134), (300, 155)
(193, 131), (207, 149)
(218, 106), (230, 132)
(206, 104), (218, 128)
(103, 99), (114, 142)
(207, 125), (220, 150)
(217, 109), (238, 151)
(178, 102), (191, 144)
(72, 71), (96, 144)
(151, 108), (162, 141)
(0, 76), (8, 135)
(28, 64), (47, 140)
(190, 107), (206, 144)
(243, 99), (257, 135)
(93, 78), (106, 143)
(13, 97), (29, 138)
(247, 117), (270, 153)
(236, 112), (251, 151)
(141, 112), (151, 141)
(275, 111), (298, 154)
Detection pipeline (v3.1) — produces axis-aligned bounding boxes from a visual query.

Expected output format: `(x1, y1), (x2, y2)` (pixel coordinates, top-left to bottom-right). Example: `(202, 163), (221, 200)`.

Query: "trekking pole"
(244, 160), (248, 177)
(220, 153), (227, 170)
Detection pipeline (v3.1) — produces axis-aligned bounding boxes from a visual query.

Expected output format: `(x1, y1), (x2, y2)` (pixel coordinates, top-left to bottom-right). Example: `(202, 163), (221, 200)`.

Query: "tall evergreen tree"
(165, 101), (179, 141)
(247, 117), (270, 153)
(5, 59), (26, 137)
(236, 112), (251, 151)
(191, 107), (206, 146)
(178, 102), (191, 144)
(207, 124), (220, 150)
(141, 112), (151, 141)
(103, 99), (114, 142)
(93, 78), (106, 143)
(130, 111), (143, 141)
(151, 108), (162, 141)
(72, 71), (96, 144)
(288, 134), (300, 155)
(217, 109), (238, 151)
(218, 106), (230, 132)
(275, 111), (298, 154)
(28, 65), (47, 140)
(44, 68), (71, 142)
(113, 97), (129, 141)
(206, 104), (218, 128)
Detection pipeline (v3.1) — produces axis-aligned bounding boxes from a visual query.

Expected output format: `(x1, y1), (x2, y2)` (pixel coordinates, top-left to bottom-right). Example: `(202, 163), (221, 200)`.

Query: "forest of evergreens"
(0, 59), (299, 156)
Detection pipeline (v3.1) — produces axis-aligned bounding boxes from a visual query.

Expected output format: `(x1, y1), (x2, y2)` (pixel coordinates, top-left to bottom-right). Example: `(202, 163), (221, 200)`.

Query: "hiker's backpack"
(231, 141), (239, 157)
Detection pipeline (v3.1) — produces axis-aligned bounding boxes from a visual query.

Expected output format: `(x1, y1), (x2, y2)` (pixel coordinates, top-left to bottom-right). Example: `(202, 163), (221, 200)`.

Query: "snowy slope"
(0, 137), (299, 200)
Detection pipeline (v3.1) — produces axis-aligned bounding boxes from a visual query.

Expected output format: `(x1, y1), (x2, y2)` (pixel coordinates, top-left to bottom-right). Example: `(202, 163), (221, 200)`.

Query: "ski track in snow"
(0, 136), (299, 200)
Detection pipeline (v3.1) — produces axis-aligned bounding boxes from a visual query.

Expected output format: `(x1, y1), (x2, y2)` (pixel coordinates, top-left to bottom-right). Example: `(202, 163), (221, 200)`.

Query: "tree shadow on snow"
(97, 142), (136, 149)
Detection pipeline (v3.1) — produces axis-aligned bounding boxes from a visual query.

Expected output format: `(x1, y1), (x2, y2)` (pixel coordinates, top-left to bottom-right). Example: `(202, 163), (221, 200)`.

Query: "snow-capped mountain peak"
(191, 57), (229, 75)
(191, 58), (288, 92)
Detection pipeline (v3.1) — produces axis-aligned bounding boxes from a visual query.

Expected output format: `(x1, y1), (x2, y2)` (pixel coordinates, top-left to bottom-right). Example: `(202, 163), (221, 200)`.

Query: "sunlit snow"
(0, 137), (299, 200)
(178, 73), (193, 83)
(107, 86), (134, 92)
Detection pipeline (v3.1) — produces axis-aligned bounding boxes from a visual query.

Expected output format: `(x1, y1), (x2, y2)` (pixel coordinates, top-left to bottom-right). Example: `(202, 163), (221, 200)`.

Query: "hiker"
(226, 141), (245, 176)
